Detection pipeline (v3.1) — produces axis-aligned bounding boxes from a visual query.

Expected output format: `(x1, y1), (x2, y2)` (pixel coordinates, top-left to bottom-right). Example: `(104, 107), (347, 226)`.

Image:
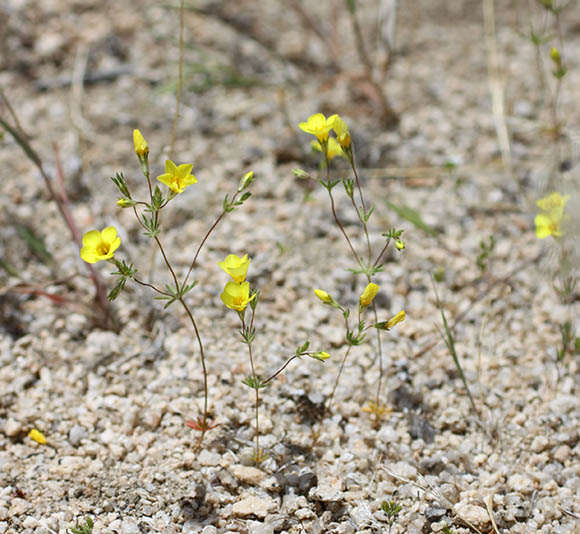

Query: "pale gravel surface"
(1, 1), (580, 533)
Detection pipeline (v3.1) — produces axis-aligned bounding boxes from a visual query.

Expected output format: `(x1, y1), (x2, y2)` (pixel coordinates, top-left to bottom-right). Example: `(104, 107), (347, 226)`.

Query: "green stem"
(242, 314), (260, 463)
(132, 277), (170, 296)
(180, 298), (210, 444)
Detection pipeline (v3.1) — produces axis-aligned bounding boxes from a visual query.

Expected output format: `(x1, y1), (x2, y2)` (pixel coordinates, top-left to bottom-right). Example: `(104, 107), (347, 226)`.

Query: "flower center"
(97, 242), (110, 256)
(233, 296), (245, 307)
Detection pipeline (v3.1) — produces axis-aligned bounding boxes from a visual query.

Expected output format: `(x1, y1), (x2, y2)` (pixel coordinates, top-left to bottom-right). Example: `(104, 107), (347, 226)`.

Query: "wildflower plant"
(81, 130), (254, 446)
(220, 253), (330, 464)
(298, 112), (406, 415)
(534, 191), (576, 299)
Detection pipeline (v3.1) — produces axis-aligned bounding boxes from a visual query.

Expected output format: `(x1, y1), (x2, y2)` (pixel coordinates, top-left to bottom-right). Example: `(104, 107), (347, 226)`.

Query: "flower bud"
(117, 198), (136, 208)
(133, 129), (149, 157)
(375, 310), (406, 330)
(395, 239), (405, 250)
(293, 168), (313, 180)
(314, 289), (333, 304)
(238, 171), (254, 192)
(359, 283), (379, 308)
(309, 351), (331, 361)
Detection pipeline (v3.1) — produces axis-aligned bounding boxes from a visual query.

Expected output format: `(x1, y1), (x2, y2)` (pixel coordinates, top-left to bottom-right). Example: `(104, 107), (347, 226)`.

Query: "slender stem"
(349, 153), (386, 407)
(169, 0), (185, 159)
(0, 89), (29, 137)
(371, 301), (384, 405)
(242, 314), (260, 463)
(132, 277), (170, 296)
(327, 188), (363, 269)
(180, 298), (210, 445)
(326, 344), (353, 414)
(183, 209), (228, 288)
(263, 355), (299, 386)
(373, 238), (391, 269)
(154, 235), (179, 289)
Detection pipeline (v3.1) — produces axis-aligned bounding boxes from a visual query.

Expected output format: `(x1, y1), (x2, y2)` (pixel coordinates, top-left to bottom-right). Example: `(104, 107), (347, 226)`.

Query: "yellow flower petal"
(219, 254), (251, 284)
(82, 230), (102, 247)
(221, 281), (255, 311)
(329, 114), (351, 148)
(28, 429), (46, 445)
(299, 113), (334, 142)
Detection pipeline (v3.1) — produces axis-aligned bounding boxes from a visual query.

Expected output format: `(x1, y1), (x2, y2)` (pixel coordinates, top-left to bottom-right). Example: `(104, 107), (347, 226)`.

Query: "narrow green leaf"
(386, 201), (437, 237)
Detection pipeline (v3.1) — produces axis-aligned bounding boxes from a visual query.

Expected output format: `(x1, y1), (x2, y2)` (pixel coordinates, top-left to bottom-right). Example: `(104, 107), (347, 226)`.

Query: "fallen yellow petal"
(28, 429), (47, 445)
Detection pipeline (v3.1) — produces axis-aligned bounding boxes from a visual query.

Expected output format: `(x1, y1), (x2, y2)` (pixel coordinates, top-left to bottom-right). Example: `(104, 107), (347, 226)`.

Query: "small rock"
(99, 428), (116, 445)
(247, 519), (274, 534)
(507, 473), (534, 494)
(140, 404), (166, 430)
(22, 517), (38, 529)
(201, 527), (217, 534)
(121, 520), (140, 534)
(4, 419), (22, 437)
(230, 465), (267, 485)
(232, 496), (278, 518)
(309, 478), (344, 503)
(553, 444), (570, 463)
(453, 503), (490, 527)
(198, 449), (221, 467)
(69, 424), (87, 446)
(425, 507), (448, 522)
(530, 435), (549, 453)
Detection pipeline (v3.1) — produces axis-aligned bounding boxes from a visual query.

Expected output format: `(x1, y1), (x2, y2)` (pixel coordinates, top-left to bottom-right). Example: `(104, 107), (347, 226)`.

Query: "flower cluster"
(300, 113), (352, 160)
(535, 192), (570, 239)
(219, 254), (255, 311)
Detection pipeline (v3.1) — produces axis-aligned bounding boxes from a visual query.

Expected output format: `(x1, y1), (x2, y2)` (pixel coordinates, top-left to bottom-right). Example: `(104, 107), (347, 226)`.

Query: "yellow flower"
(157, 159), (197, 194)
(219, 254), (251, 284)
(375, 310), (406, 330)
(133, 129), (149, 157)
(314, 289), (333, 304)
(311, 137), (344, 159)
(395, 239), (405, 250)
(80, 226), (121, 264)
(28, 429), (46, 445)
(536, 192), (569, 212)
(299, 113), (334, 143)
(535, 192), (570, 239)
(535, 212), (564, 238)
(359, 283), (379, 308)
(221, 281), (255, 311)
(329, 114), (351, 148)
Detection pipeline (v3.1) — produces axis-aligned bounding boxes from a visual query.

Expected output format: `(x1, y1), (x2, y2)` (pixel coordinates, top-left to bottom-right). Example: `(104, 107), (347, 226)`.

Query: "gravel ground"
(1, 1), (580, 533)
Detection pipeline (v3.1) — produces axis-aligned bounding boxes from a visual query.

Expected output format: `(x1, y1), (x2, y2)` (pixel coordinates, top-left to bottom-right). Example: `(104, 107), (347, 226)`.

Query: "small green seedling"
(69, 517), (94, 534)
(381, 499), (402, 533)
(476, 234), (495, 273)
